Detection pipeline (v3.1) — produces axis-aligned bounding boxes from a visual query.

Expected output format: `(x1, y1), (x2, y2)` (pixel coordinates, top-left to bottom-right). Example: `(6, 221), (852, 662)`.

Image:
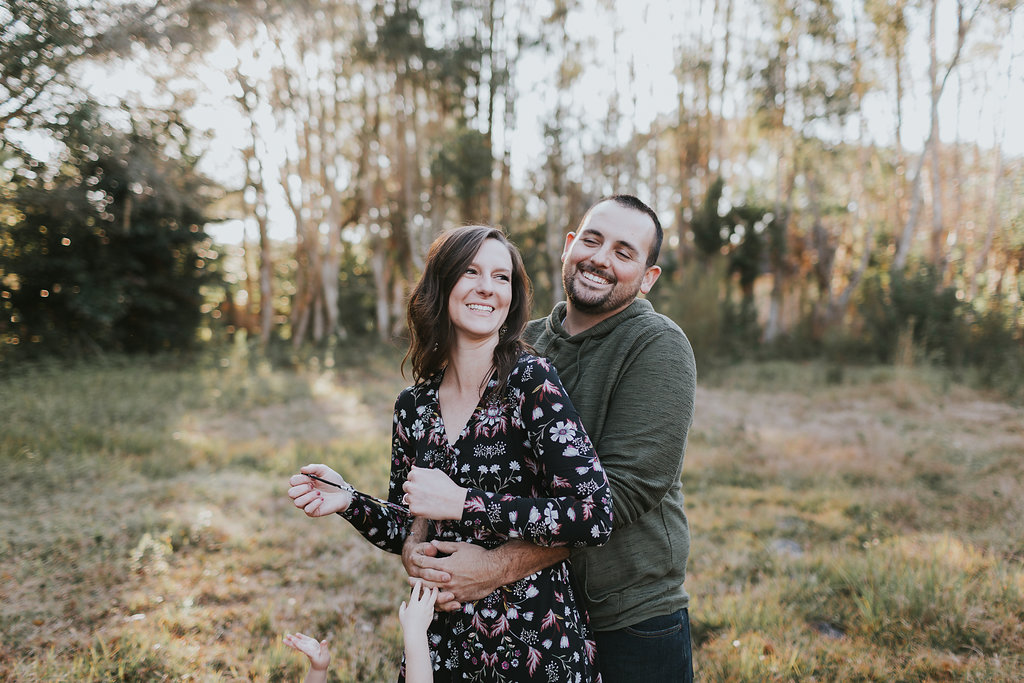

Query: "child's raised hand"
(283, 632), (331, 672)
(398, 580), (438, 635)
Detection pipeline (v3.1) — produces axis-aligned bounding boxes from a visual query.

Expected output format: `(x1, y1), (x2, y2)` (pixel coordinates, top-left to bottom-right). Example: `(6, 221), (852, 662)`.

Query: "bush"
(0, 105), (220, 358)
(856, 263), (969, 364)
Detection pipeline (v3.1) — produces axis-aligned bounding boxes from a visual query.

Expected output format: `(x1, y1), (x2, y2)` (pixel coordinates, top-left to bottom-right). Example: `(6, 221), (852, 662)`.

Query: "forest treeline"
(1, 0), (1021, 391)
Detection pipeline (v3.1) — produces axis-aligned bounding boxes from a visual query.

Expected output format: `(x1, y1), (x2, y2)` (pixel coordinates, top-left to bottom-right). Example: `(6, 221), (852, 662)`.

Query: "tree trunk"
(928, 112), (945, 270)
(970, 145), (1004, 299)
(894, 0), (975, 271)
(234, 69), (274, 347)
(371, 243), (391, 343)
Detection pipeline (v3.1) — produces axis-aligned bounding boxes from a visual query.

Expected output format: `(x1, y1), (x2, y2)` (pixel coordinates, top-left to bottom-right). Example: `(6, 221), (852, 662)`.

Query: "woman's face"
(447, 238), (513, 345)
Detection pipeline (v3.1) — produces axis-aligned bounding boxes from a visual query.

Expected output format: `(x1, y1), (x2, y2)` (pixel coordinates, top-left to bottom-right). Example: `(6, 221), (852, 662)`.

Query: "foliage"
(692, 177), (726, 259)
(964, 301), (1024, 390)
(655, 181), (769, 361)
(0, 0), (223, 143)
(1, 0), (95, 139)
(856, 263), (969, 364)
(0, 105), (220, 357)
(430, 125), (492, 214)
(793, 262), (1024, 395)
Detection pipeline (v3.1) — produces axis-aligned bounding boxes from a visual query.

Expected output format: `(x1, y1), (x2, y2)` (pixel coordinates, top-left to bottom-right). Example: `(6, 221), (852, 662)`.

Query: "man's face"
(561, 200), (662, 317)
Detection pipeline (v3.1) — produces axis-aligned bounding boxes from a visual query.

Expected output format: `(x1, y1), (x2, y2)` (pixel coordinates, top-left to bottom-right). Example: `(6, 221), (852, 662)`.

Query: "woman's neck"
(444, 336), (497, 396)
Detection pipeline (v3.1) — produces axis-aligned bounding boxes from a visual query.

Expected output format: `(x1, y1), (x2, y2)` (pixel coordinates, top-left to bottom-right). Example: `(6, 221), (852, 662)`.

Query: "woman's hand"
(402, 466), (467, 520)
(288, 464), (353, 517)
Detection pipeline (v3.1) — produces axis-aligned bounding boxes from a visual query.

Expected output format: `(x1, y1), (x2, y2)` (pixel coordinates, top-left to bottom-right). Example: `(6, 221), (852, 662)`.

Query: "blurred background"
(1, 0), (1022, 385)
(3, 2), (1024, 680)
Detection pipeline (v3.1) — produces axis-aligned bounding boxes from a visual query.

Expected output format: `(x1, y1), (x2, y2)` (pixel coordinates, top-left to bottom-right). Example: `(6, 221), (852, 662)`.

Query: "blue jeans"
(594, 608), (693, 683)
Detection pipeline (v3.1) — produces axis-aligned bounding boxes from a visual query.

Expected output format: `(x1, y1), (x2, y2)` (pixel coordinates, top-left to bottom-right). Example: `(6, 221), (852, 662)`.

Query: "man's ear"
(560, 232), (576, 262)
(639, 265), (662, 294)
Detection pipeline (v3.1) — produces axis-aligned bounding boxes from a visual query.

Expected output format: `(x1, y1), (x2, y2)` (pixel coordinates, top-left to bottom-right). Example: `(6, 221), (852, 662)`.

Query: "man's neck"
(562, 300), (633, 336)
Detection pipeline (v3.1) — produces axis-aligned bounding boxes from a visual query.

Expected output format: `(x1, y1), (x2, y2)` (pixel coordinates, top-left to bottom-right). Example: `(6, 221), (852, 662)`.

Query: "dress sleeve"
(339, 390), (416, 555)
(460, 357), (613, 547)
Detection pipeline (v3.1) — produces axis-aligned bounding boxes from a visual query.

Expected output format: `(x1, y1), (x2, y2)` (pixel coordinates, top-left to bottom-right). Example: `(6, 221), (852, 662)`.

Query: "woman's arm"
(457, 357), (613, 547)
(288, 391), (419, 555)
(338, 390), (421, 554)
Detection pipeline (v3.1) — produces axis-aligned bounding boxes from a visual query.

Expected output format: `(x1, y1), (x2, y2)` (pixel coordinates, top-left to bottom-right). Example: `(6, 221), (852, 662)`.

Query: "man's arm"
(598, 327), (696, 528)
(404, 538), (569, 610)
(401, 517), (452, 586)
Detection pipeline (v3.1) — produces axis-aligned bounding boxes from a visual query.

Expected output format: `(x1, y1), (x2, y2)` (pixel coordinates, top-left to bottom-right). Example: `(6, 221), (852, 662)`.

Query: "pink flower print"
(537, 379), (562, 400)
(475, 401), (508, 437)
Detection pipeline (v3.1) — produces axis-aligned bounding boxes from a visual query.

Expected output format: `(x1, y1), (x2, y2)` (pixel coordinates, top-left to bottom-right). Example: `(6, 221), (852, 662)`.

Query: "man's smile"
(578, 267), (614, 287)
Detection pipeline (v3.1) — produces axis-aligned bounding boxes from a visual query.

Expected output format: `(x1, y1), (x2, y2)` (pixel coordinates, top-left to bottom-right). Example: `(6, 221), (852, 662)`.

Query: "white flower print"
(549, 420), (577, 443)
(474, 443), (506, 460)
(542, 506), (559, 530)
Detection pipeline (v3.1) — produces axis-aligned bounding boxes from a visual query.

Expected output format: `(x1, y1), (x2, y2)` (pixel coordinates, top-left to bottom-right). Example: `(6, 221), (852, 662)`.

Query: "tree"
(0, 106), (219, 355)
(893, 0), (980, 271)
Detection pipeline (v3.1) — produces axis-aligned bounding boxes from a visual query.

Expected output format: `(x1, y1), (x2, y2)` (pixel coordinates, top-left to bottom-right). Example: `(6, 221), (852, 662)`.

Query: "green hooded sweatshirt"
(524, 298), (696, 631)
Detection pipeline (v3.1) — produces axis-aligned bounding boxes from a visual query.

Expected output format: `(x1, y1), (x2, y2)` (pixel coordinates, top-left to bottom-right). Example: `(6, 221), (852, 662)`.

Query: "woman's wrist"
(337, 485), (355, 514)
(450, 487), (469, 520)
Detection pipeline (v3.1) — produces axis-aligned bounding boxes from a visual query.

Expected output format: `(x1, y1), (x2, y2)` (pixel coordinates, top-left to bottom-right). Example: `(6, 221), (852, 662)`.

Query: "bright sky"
(29, 0), (1024, 243)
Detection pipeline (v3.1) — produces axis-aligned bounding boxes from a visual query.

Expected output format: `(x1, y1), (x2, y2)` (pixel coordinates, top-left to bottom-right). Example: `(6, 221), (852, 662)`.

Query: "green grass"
(1, 355), (1022, 681)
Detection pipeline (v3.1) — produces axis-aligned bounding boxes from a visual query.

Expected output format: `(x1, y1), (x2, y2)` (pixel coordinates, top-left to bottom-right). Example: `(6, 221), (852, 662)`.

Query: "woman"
(287, 225), (612, 681)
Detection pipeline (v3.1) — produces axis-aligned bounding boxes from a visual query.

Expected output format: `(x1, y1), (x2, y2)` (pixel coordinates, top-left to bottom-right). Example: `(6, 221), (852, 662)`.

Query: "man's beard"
(562, 263), (639, 315)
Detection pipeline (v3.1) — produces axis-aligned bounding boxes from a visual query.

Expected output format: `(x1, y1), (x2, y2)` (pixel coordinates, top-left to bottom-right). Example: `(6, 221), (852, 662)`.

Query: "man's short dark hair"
(602, 195), (663, 268)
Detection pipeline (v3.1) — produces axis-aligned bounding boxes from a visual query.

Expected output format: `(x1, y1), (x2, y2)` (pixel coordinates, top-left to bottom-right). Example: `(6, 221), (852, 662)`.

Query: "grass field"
(2, 347), (1022, 681)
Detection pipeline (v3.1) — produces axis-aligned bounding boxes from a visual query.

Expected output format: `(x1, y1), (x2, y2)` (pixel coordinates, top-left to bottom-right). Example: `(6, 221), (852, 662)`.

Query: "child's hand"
(283, 632), (331, 672)
(398, 580), (438, 635)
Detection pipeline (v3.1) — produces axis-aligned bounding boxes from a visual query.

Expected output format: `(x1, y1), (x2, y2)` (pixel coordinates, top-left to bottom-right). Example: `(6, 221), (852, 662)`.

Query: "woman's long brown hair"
(403, 225), (532, 395)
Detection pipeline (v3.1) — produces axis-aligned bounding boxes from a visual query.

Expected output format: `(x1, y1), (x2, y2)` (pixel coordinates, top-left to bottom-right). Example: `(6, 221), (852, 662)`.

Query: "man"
(405, 195), (696, 682)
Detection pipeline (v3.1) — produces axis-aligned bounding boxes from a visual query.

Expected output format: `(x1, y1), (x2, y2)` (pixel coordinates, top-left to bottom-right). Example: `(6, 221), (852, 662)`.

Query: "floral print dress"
(341, 353), (613, 682)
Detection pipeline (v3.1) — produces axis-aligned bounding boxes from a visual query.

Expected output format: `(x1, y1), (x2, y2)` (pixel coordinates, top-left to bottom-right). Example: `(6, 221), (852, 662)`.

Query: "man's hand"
(401, 520), (457, 609)
(403, 540), (454, 584)
(402, 529), (570, 613)
(406, 540), (518, 612)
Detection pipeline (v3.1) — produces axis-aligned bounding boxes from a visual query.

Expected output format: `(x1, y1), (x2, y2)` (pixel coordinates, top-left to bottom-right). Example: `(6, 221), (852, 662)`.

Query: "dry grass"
(1, 353), (1022, 681)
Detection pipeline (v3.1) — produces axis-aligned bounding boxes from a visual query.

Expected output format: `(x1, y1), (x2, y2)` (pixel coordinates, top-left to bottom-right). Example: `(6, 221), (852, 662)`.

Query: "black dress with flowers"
(341, 353), (613, 682)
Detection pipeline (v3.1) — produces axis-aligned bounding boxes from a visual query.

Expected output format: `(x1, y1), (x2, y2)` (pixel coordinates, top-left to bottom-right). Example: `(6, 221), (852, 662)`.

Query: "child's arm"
(283, 632), (331, 683)
(398, 580), (438, 683)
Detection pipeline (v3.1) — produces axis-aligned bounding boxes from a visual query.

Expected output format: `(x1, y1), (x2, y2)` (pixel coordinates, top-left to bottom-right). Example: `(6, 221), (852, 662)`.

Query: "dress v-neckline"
(434, 368), (495, 449)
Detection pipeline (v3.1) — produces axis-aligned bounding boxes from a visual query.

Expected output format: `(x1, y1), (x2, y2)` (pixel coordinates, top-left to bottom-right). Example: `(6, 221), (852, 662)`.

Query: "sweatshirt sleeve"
(459, 357), (613, 547)
(597, 326), (696, 529)
(339, 390), (416, 554)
